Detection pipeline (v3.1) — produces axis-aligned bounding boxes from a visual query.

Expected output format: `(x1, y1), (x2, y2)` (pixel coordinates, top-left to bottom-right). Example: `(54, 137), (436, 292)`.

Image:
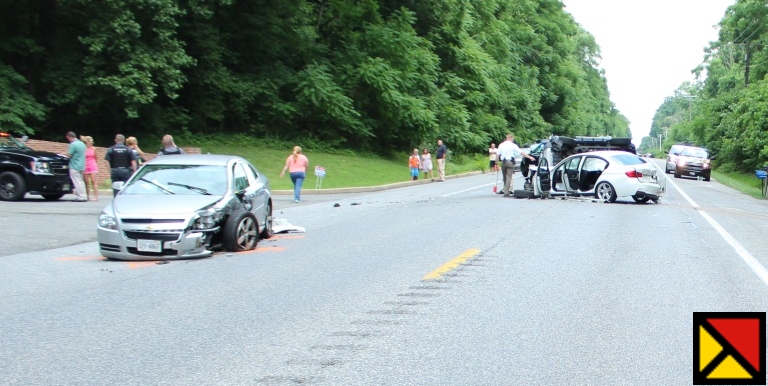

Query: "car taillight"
(625, 170), (643, 178)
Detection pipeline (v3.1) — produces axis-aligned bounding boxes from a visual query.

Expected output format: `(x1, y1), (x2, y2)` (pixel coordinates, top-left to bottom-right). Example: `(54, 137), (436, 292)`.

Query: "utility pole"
(658, 134), (663, 151)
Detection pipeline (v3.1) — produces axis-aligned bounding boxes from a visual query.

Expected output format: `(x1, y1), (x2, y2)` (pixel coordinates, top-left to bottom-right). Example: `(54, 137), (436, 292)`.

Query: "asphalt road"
(2, 162), (768, 385)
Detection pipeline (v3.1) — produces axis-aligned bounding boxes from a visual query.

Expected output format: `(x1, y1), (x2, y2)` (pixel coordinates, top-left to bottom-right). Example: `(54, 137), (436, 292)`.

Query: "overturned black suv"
(0, 133), (73, 201)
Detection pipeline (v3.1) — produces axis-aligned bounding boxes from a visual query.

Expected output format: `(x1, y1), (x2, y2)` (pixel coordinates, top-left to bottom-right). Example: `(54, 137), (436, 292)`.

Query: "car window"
(582, 157), (608, 172)
(670, 145), (685, 155)
(611, 154), (646, 165)
(565, 156), (581, 172)
(680, 148), (709, 158)
(233, 163), (249, 191)
(244, 163), (259, 183)
(122, 165), (227, 195)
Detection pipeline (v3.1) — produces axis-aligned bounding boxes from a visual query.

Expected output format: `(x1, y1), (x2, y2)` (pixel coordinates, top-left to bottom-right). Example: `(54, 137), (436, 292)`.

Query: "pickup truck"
(0, 133), (73, 201)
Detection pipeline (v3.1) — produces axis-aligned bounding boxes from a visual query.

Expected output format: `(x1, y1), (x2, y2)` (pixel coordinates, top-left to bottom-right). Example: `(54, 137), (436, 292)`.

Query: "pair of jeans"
(290, 171), (305, 201)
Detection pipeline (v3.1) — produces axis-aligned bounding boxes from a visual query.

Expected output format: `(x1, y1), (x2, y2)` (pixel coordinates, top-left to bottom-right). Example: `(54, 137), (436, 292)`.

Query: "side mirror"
(112, 181), (125, 191)
(709, 156), (716, 161)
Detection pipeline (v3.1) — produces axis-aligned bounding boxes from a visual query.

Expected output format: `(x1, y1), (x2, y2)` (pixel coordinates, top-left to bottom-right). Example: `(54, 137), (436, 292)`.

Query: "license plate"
(689, 172), (696, 176)
(137, 239), (162, 252)
(63, 184), (70, 190)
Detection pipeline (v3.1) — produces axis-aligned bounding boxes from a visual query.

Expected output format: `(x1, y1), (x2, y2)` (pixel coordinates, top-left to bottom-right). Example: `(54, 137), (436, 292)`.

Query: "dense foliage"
(642, 0), (768, 171)
(0, 0), (629, 154)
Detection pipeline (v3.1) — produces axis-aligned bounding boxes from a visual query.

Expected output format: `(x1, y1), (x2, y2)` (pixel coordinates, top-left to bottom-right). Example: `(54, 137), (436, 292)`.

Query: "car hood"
(113, 195), (223, 216)
(1, 148), (69, 161)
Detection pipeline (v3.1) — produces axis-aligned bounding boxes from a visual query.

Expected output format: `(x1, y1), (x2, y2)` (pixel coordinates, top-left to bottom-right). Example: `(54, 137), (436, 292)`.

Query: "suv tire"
(0, 171), (26, 201)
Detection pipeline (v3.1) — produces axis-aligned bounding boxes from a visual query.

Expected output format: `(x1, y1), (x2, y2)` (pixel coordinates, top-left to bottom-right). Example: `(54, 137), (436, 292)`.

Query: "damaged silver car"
(97, 154), (273, 260)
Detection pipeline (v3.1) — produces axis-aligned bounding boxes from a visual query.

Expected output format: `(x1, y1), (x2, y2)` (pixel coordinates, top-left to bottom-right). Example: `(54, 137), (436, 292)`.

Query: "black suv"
(0, 133), (73, 201)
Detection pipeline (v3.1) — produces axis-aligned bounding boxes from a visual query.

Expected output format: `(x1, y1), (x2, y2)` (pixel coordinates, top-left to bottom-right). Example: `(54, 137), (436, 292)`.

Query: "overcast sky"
(561, 0), (736, 144)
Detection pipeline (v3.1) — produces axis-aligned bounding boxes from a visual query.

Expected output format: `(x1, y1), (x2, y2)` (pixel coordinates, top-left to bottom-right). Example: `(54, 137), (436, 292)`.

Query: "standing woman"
(280, 146), (309, 203)
(421, 148), (434, 181)
(125, 136), (145, 166)
(82, 136), (99, 201)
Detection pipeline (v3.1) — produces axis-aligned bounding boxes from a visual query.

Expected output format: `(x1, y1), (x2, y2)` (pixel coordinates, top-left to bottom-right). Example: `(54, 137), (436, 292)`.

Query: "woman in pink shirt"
(81, 135), (99, 201)
(280, 146), (309, 203)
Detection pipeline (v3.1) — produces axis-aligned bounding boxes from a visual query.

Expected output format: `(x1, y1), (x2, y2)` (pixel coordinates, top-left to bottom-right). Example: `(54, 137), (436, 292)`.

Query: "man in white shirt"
(496, 133), (535, 197)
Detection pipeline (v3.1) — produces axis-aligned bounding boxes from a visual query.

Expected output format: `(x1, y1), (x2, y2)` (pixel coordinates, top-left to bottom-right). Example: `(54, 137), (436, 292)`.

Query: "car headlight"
(98, 213), (117, 229)
(31, 161), (52, 173)
(194, 208), (223, 230)
(703, 162), (710, 169)
(678, 160), (687, 166)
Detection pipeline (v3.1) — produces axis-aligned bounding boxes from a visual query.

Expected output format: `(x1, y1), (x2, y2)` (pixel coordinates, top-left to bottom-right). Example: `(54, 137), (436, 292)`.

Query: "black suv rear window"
(611, 154), (646, 165)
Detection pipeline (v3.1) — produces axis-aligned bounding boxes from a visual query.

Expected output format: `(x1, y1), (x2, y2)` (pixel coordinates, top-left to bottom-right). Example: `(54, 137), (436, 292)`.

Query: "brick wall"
(24, 139), (200, 187)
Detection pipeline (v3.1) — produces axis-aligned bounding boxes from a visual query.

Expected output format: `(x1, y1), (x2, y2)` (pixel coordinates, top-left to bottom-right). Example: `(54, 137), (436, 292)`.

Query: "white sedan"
(532, 150), (666, 203)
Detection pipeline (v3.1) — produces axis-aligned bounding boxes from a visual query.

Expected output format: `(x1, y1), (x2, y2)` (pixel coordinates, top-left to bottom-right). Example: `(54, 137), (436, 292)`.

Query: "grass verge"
(712, 169), (765, 199)
(201, 145), (483, 190)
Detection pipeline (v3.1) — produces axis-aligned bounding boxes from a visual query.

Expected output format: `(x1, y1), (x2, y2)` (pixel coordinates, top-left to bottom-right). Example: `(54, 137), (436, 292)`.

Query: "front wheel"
(595, 182), (617, 203)
(222, 210), (259, 252)
(260, 201), (274, 239)
(0, 171), (26, 201)
(632, 195), (650, 204)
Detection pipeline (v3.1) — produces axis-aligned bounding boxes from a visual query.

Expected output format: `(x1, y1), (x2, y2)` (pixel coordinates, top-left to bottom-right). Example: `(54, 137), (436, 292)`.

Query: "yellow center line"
(423, 248), (481, 281)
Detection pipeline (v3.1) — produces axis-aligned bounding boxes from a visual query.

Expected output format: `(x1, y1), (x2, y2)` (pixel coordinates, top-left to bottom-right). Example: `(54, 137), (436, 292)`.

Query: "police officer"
(104, 134), (137, 196)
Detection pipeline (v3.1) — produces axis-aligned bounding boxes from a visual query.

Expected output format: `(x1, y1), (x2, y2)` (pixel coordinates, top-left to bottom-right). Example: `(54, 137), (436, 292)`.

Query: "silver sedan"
(534, 150), (666, 203)
(97, 154), (273, 260)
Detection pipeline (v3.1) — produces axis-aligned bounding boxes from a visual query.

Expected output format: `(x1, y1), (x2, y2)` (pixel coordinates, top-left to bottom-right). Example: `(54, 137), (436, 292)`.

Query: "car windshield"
(680, 148), (708, 158)
(0, 134), (30, 150)
(121, 164), (228, 195)
(610, 154), (646, 165)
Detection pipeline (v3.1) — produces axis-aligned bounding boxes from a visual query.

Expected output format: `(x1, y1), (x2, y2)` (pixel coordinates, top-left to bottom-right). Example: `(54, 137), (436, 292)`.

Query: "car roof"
(144, 154), (245, 166)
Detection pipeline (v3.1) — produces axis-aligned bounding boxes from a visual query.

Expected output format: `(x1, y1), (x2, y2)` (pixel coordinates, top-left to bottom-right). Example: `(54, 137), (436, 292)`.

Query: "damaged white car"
(97, 155), (273, 260)
(517, 138), (665, 203)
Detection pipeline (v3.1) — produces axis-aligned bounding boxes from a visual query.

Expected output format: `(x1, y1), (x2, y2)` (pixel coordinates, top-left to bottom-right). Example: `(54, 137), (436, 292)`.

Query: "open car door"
(536, 156), (552, 198)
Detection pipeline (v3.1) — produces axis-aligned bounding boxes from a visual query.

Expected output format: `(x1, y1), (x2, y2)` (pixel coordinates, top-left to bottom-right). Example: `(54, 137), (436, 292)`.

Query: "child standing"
(409, 148), (421, 180)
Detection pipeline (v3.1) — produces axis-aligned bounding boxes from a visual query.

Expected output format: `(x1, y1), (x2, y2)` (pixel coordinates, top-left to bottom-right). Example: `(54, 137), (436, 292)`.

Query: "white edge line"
(668, 178), (768, 287)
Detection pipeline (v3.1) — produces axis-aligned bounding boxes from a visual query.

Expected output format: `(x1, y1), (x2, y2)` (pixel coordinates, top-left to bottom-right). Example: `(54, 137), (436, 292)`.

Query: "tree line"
(643, 0), (768, 172)
(1, 0), (630, 155)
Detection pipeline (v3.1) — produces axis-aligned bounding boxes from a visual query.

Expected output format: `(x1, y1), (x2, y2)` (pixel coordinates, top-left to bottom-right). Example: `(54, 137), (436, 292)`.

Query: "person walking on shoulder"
(436, 139), (447, 181)
(421, 148), (434, 181)
(496, 133), (535, 197)
(280, 146), (309, 203)
(409, 149), (421, 181)
(81, 135), (99, 201)
(157, 134), (185, 155)
(65, 131), (87, 202)
(105, 134), (137, 197)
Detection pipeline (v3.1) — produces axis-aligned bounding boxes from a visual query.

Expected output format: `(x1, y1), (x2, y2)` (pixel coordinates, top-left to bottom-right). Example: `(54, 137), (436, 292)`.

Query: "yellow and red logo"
(694, 312), (765, 385)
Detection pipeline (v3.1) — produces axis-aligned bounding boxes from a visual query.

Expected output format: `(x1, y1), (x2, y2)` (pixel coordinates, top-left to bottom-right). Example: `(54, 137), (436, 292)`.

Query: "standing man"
(65, 131), (87, 202)
(496, 133), (535, 197)
(105, 134), (137, 197)
(436, 139), (447, 182)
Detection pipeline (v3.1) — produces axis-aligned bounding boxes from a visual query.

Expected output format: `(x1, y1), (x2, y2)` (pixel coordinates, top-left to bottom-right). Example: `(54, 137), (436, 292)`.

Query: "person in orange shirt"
(280, 146), (309, 203)
(409, 148), (421, 180)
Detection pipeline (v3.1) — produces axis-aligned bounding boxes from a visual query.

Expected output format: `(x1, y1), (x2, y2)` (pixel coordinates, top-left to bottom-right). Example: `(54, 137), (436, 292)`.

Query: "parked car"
(527, 150), (666, 203)
(97, 154), (273, 260)
(665, 144), (688, 174)
(0, 132), (73, 201)
(674, 147), (712, 181)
